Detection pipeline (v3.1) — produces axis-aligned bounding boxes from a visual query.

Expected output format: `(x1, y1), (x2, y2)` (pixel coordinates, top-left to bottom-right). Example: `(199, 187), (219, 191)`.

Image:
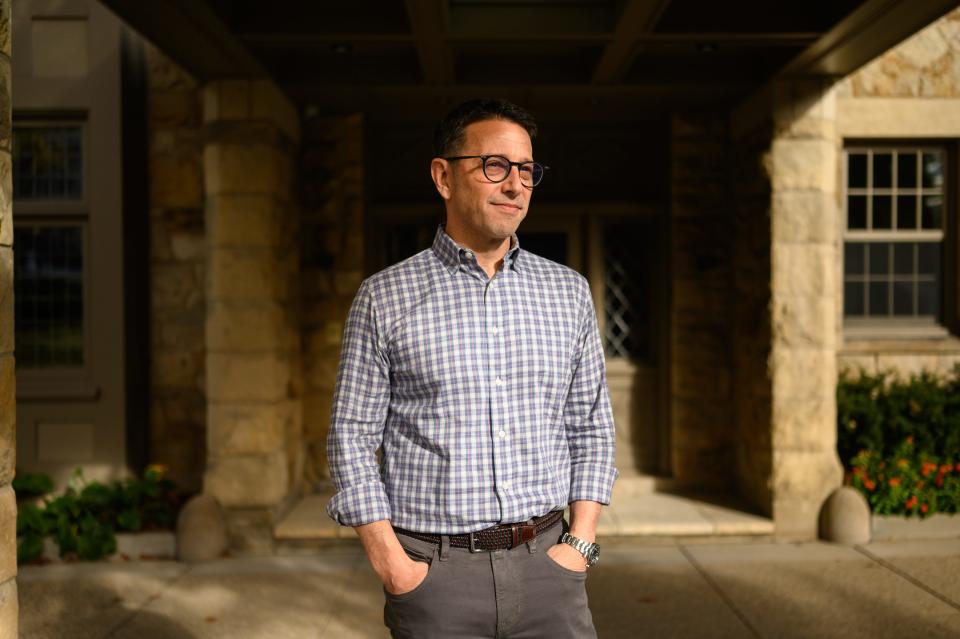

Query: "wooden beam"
(778, 0), (960, 77)
(404, 0), (454, 84)
(99, 0), (265, 80)
(592, 0), (674, 84)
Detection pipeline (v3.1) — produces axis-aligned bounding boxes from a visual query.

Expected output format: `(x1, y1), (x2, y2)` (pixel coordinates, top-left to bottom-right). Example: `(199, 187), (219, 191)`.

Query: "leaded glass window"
(13, 226), (85, 367)
(13, 126), (83, 200)
(602, 222), (652, 361)
(843, 147), (945, 324)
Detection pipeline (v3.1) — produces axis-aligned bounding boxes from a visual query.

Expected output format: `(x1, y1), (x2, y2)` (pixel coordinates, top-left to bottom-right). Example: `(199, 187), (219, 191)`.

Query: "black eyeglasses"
(442, 154), (549, 188)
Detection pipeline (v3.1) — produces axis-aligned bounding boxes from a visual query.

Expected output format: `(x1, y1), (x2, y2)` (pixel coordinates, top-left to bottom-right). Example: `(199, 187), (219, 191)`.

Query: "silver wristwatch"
(559, 532), (600, 568)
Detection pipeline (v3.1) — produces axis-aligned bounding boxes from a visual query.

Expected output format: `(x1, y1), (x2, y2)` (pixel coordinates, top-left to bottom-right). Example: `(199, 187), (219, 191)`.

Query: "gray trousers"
(383, 517), (597, 639)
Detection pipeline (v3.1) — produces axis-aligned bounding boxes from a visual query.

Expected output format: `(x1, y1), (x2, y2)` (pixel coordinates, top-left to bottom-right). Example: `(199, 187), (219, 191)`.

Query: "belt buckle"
(511, 522), (537, 549)
(468, 531), (482, 553)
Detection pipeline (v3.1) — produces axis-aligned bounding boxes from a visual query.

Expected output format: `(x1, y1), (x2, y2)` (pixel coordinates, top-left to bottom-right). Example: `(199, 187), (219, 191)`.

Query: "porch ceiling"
(101, 0), (959, 121)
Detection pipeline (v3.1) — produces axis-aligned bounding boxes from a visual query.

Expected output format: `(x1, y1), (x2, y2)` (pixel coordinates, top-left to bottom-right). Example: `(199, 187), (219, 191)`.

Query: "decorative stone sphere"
(819, 486), (871, 544)
(176, 493), (229, 562)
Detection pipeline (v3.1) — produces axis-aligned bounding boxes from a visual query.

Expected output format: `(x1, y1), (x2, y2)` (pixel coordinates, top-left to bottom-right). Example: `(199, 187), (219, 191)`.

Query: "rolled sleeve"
(563, 277), (620, 505)
(325, 279), (393, 527)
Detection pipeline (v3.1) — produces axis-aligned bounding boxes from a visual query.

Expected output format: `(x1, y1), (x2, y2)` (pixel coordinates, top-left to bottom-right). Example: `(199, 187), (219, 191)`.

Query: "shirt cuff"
(325, 481), (392, 527)
(568, 463), (620, 506)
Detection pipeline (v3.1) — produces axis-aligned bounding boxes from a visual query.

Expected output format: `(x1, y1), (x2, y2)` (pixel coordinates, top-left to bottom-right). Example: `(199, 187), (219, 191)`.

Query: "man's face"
(442, 118), (533, 242)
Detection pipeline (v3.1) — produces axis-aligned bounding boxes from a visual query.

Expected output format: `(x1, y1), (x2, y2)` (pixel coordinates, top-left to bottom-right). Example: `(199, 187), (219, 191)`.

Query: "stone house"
(4, 0), (960, 578)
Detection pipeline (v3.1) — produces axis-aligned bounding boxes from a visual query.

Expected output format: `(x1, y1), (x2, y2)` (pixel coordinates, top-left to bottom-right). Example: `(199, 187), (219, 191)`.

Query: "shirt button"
(490, 326), (499, 335)
(501, 481), (511, 492)
(498, 429), (507, 438)
(464, 250), (473, 259)
(495, 376), (504, 386)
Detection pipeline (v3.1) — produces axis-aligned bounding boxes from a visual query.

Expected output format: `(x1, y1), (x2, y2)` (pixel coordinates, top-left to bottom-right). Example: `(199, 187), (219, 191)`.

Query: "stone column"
(202, 79), (303, 554)
(669, 112), (736, 490)
(732, 78), (844, 538)
(0, 0), (17, 634)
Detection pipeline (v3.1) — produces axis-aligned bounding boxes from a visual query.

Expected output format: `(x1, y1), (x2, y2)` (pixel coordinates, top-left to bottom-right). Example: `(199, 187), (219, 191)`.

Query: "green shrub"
(16, 465), (184, 565)
(838, 363), (960, 517)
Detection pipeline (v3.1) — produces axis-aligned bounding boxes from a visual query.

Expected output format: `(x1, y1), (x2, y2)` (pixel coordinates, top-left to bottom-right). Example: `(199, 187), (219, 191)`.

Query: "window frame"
(12, 117), (95, 386)
(841, 140), (958, 340)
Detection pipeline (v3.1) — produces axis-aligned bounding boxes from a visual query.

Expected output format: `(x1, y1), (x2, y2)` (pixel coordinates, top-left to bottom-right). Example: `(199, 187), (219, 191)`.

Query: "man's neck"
(444, 221), (512, 279)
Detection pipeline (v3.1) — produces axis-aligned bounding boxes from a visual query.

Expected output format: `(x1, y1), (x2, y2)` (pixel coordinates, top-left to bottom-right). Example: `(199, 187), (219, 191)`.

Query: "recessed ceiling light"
(331, 43), (352, 55)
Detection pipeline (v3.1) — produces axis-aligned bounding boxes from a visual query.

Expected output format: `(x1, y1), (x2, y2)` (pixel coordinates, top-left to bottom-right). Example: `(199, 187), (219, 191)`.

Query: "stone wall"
(669, 113), (736, 490)
(202, 79), (303, 555)
(835, 7), (960, 383)
(838, 7), (960, 98)
(299, 114), (364, 487)
(0, 0), (17, 633)
(146, 45), (206, 493)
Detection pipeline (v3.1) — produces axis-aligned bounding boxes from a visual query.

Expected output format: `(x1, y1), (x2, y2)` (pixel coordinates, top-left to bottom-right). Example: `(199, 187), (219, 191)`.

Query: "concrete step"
(274, 475), (775, 551)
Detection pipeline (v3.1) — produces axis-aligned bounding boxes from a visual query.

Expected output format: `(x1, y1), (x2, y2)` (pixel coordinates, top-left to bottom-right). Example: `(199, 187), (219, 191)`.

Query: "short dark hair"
(433, 98), (538, 158)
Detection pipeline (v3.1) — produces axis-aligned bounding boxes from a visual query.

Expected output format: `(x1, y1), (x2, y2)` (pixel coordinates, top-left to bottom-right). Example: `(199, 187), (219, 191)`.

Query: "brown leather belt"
(393, 509), (564, 552)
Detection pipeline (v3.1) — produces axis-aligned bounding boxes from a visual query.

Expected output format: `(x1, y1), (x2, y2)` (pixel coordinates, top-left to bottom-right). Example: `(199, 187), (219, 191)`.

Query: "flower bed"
(838, 365), (960, 518)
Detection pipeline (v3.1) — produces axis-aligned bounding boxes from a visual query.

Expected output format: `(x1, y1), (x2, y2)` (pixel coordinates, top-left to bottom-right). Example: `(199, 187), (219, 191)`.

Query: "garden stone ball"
(819, 486), (871, 544)
(176, 493), (228, 561)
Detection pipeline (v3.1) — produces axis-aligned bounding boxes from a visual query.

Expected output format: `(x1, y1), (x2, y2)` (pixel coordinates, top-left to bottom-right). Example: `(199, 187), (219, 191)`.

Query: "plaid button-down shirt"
(325, 222), (619, 533)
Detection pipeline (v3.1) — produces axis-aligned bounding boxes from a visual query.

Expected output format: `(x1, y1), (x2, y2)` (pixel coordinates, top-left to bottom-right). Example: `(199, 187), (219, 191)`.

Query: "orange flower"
(939, 464), (952, 474)
(915, 480), (924, 489)
(905, 436), (914, 444)
(905, 495), (918, 509)
(888, 477), (901, 487)
(920, 504), (928, 514)
(864, 479), (876, 491)
(921, 461), (937, 477)
(955, 462), (960, 472)
(935, 476), (944, 488)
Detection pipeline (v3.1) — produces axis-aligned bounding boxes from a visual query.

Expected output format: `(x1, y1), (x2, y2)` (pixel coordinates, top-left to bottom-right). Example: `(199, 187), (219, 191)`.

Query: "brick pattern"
(0, 0), (18, 634)
(670, 113), (736, 490)
(202, 79), (303, 555)
(299, 114), (364, 488)
(146, 45), (207, 493)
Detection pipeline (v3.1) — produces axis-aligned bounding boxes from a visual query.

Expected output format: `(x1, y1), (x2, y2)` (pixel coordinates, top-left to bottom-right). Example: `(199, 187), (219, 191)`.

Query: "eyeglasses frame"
(440, 154), (550, 188)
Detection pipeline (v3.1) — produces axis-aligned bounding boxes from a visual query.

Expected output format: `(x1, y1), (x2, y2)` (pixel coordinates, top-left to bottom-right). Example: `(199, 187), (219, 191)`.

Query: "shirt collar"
(431, 222), (522, 275)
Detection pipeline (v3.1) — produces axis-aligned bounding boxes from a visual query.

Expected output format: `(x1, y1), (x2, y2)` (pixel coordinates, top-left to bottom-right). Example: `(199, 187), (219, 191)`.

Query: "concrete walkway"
(18, 536), (960, 638)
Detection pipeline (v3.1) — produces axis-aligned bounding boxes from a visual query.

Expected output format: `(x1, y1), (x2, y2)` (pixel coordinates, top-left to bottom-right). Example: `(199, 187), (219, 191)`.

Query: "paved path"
(18, 537), (960, 638)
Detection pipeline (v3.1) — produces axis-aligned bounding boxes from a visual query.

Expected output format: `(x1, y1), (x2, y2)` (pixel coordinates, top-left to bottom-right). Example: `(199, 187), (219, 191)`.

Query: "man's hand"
(546, 541), (588, 572)
(383, 555), (430, 595)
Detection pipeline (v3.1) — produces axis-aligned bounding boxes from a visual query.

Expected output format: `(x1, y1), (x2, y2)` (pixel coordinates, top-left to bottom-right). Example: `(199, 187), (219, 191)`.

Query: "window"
(12, 123), (88, 369)
(843, 146), (948, 335)
(601, 221), (654, 361)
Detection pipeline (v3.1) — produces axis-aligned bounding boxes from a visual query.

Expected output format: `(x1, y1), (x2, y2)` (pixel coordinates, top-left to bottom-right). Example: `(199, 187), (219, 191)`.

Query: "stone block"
(0, 61), (8, 154)
(875, 354), (940, 379)
(207, 194), (280, 249)
(771, 347), (835, 404)
(149, 90), (200, 127)
(152, 349), (204, 389)
(771, 191), (838, 244)
(207, 247), (288, 304)
(818, 486), (871, 544)
(150, 152), (203, 209)
(204, 450), (289, 508)
(204, 143), (290, 197)
(207, 301), (289, 352)
(251, 79), (300, 143)
(151, 262), (203, 312)
(208, 400), (290, 455)
(221, 506), (277, 556)
(0, 247), (11, 355)
(772, 448), (843, 505)
(0, 486), (13, 582)
(177, 493), (228, 562)
(772, 394), (835, 451)
(0, 152), (10, 247)
(0, 355), (13, 486)
(938, 354), (960, 376)
(772, 295), (835, 349)
(169, 231), (205, 261)
(772, 242), (835, 299)
(206, 351), (291, 403)
(207, 80), (251, 122)
(0, 0), (9, 59)
(0, 578), (16, 639)
(768, 138), (837, 193)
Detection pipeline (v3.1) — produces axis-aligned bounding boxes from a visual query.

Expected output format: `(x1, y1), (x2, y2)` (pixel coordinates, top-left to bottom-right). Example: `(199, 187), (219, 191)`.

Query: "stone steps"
(273, 475), (775, 552)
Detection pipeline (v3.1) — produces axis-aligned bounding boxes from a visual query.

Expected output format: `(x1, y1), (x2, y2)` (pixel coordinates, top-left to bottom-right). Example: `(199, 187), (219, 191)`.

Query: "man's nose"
(501, 164), (523, 195)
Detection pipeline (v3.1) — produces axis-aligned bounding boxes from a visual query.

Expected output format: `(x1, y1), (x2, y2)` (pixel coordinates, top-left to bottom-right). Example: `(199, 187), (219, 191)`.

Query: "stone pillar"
(299, 114), (364, 487)
(0, 0), (17, 634)
(669, 112), (736, 490)
(202, 79), (303, 554)
(146, 45), (206, 493)
(732, 78), (844, 538)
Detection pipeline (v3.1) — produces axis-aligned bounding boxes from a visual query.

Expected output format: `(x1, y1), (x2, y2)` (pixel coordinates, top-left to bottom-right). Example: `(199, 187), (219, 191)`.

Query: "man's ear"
(430, 158), (453, 201)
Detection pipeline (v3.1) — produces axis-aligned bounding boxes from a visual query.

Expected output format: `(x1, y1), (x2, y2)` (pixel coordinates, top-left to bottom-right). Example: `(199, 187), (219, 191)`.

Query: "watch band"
(559, 532), (600, 568)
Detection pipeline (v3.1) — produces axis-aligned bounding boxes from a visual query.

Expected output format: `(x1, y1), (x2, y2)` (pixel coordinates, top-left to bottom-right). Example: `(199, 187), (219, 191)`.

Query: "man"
(325, 98), (619, 638)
